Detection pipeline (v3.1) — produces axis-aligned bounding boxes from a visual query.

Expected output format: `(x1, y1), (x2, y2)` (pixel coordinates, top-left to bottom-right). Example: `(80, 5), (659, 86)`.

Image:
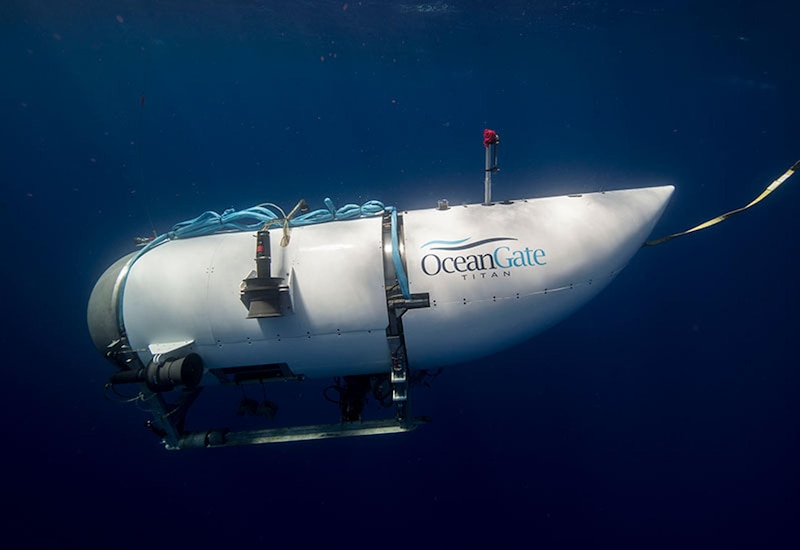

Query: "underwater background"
(2, 1), (799, 547)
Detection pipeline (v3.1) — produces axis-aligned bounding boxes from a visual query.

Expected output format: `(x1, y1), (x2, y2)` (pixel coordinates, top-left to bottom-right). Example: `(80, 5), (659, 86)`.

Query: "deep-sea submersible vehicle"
(87, 130), (797, 449)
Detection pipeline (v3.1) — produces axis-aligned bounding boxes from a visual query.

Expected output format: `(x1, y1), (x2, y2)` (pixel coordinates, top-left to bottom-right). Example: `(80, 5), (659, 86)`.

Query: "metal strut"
(381, 210), (430, 427)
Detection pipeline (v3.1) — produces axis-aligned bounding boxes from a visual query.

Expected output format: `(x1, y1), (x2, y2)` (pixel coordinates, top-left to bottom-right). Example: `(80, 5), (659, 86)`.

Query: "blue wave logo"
(420, 237), (517, 251)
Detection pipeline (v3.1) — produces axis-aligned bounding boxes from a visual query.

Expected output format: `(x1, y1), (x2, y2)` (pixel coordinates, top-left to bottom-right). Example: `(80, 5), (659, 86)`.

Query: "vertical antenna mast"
(483, 129), (500, 205)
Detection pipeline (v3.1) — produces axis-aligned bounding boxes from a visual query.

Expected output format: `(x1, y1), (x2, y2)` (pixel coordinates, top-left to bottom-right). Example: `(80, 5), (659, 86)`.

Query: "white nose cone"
(400, 185), (675, 368)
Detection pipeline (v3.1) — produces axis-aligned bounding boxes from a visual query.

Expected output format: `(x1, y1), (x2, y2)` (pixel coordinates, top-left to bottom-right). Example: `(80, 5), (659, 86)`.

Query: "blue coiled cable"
(135, 199), (387, 256)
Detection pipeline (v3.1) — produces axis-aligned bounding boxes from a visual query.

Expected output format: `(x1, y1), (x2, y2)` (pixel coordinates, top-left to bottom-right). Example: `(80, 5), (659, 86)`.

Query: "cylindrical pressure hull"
(88, 185), (674, 379)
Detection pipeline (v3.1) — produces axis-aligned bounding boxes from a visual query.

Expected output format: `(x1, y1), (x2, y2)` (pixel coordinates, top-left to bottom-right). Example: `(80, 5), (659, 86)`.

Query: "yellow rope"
(644, 160), (799, 246)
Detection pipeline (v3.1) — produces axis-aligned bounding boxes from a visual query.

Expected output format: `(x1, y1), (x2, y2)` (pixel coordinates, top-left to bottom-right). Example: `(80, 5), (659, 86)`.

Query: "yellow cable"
(644, 160), (799, 246)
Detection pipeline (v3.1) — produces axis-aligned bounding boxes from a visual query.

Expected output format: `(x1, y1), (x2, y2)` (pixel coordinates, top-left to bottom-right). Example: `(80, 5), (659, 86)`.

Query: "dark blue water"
(3, 1), (799, 547)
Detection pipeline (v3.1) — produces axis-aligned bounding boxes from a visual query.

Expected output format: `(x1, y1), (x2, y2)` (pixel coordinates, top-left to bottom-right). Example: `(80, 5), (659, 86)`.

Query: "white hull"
(91, 186), (674, 379)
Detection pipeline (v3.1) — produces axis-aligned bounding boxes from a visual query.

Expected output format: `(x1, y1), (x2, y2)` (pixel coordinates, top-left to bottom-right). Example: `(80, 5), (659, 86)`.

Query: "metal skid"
(129, 352), (427, 450)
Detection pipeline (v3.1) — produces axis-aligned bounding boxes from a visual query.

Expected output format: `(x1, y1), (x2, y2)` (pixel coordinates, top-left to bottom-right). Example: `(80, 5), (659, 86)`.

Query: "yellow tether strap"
(644, 160), (800, 246)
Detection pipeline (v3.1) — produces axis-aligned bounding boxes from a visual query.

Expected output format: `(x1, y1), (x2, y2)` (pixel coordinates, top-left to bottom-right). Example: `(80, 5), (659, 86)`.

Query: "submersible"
(87, 130), (675, 449)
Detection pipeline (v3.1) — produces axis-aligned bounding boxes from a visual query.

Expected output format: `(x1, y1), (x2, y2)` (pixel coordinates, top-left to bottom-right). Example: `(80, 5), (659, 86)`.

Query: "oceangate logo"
(420, 237), (547, 278)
